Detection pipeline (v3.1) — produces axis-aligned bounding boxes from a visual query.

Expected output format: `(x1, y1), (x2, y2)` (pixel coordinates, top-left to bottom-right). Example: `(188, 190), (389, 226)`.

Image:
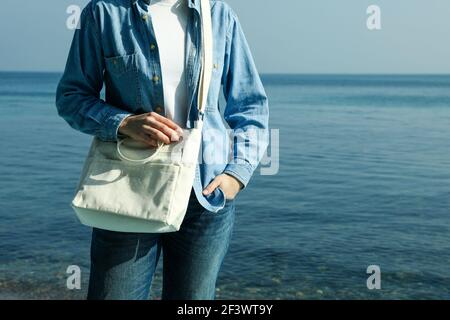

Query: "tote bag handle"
(116, 0), (213, 164)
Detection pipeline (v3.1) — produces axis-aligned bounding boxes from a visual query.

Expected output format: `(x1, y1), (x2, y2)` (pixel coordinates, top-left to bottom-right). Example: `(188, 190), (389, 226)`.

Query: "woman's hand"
(118, 112), (184, 147)
(202, 173), (244, 200)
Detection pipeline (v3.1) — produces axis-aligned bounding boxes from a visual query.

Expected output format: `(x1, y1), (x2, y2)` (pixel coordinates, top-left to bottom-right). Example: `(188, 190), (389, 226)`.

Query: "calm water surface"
(0, 73), (449, 299)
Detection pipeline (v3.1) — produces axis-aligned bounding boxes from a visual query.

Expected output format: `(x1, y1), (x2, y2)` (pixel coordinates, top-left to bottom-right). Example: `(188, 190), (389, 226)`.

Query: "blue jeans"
(86, 189), (235, 300)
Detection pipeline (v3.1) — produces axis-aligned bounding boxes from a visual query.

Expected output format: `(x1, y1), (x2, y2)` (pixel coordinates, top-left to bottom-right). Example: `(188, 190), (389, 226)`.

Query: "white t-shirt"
(148, 0), (189, 127)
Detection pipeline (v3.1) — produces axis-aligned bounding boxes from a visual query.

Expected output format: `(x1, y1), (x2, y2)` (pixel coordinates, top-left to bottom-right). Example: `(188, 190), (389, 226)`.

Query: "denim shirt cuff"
(98, 106), (134, 142)
(223, 162), (254, 189)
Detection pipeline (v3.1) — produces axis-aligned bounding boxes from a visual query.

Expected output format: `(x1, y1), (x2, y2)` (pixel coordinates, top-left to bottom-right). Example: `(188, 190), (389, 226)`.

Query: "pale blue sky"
(0, 0), (449, 73)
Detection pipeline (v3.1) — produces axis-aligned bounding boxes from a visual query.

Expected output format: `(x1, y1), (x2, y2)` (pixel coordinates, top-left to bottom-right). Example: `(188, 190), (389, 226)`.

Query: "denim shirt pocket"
(104, 53), (142, 108)
(104, 53), (138, 75)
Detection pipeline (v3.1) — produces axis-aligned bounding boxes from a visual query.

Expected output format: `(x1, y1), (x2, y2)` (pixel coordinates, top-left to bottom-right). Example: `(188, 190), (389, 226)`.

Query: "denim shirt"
(56, 0), (269, 212)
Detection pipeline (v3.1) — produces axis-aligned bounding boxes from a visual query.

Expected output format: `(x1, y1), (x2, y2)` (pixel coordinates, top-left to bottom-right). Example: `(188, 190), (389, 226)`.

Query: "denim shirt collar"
(131, 0), (202, 128)
(134, 0), (201, 13)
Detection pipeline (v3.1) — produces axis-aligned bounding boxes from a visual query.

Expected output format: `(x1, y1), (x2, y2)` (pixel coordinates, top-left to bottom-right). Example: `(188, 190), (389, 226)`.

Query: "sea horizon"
(1, 72), (449, 299)
(1, 70), (450, 76)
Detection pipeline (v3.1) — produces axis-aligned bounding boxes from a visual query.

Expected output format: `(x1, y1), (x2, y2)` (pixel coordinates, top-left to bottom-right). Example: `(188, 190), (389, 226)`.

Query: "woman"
(56, 0), (269, 300)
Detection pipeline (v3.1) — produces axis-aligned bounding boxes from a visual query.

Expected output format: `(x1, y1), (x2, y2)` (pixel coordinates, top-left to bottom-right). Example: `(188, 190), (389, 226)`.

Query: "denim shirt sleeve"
(221, 8), (270, 189)
(55, 3), (133, 142)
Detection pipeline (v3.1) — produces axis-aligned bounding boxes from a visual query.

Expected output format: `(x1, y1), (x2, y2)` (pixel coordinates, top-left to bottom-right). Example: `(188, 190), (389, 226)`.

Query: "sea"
(0, 72), (449, 299)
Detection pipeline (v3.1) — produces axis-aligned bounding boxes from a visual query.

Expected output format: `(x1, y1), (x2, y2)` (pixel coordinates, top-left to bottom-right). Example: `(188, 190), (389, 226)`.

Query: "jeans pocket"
(217, 186), (227, 207)
(216, 186), (236, 213)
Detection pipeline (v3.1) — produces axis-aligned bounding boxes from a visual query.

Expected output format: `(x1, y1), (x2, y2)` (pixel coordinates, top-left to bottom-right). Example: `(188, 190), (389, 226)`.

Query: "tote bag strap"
(196, 0), (213, 121)
(116, 0), (213, 163)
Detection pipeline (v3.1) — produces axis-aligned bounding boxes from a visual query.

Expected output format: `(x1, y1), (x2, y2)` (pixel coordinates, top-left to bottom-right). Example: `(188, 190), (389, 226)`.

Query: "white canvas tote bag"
(70, 0), (213, 233)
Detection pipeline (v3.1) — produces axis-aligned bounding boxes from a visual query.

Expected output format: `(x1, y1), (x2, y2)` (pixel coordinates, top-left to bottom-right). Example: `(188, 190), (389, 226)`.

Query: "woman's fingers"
(144, 113), (183, 143)
(121, 112), (183, 146)
(133, 133), (158, 147)
(202, 176), (223, 195)
(142, 125), (172, 144)
(149, 112), (184, 135)
(145, 119), (180, 142)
